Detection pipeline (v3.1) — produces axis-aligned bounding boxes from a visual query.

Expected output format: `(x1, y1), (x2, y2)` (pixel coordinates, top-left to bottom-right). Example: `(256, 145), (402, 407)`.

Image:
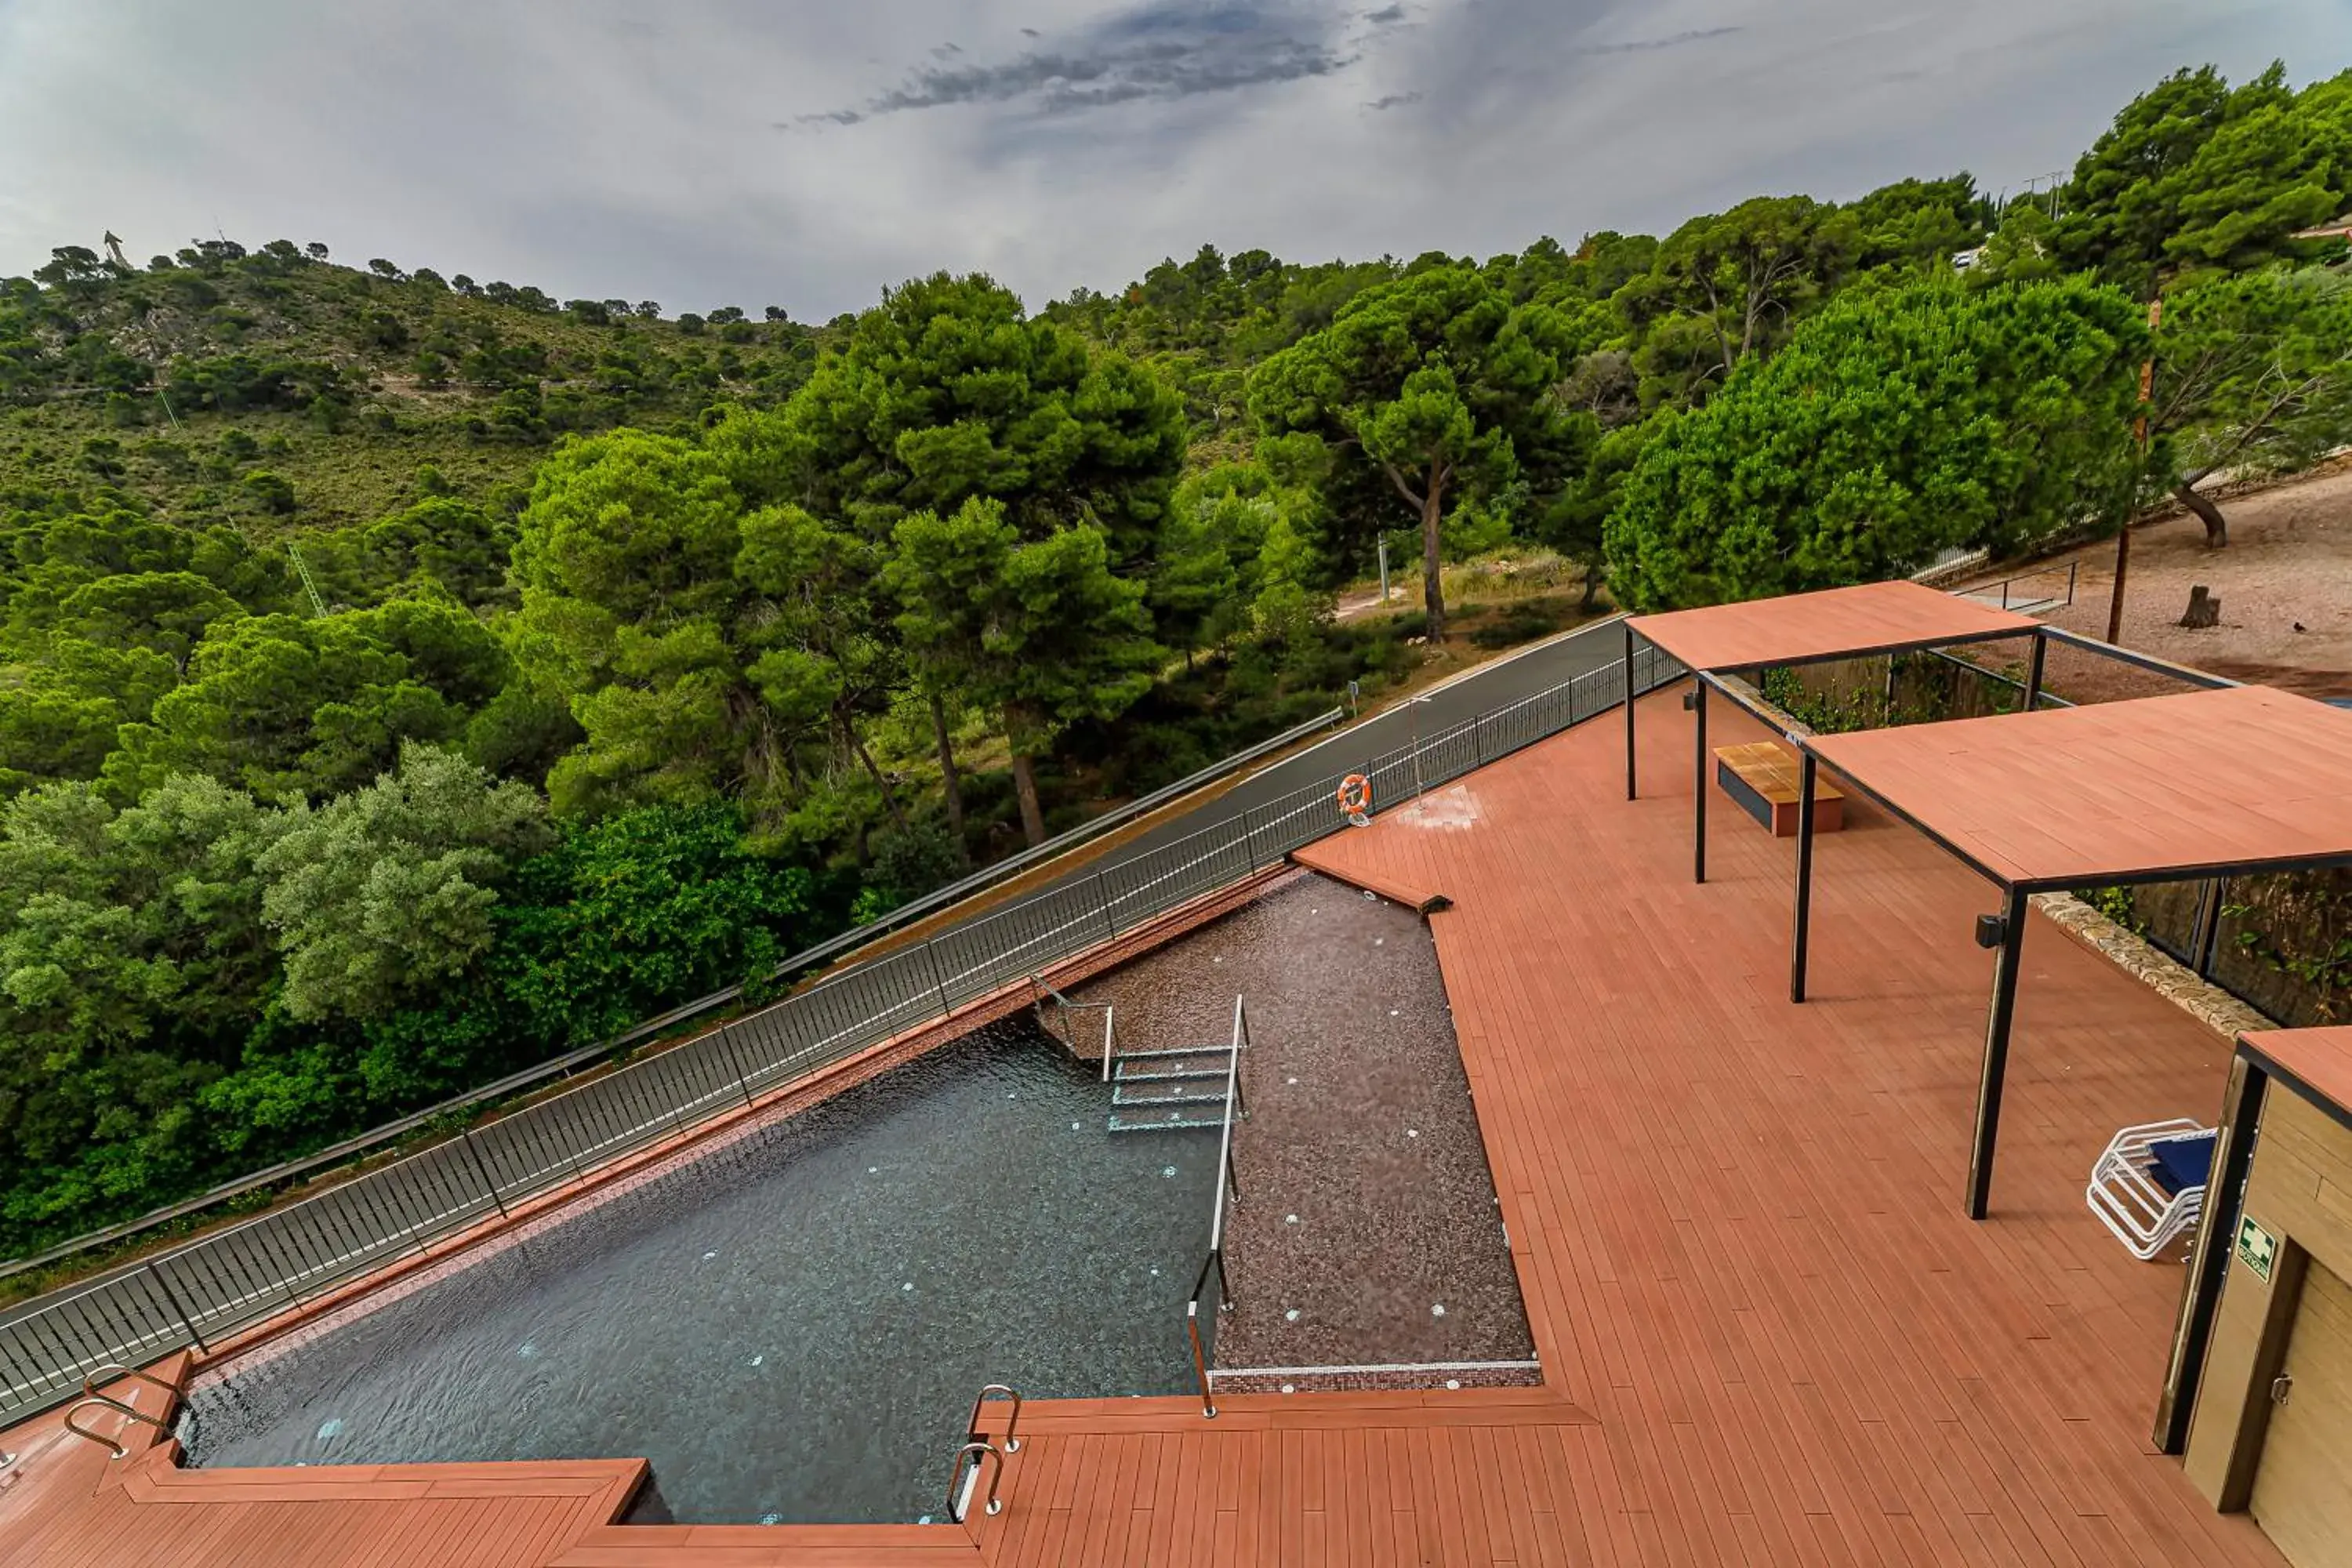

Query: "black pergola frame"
(1628, 611), (2352, 1222)
(1621, 615), (2048, 886)
(1783, 650), (2352, 1221)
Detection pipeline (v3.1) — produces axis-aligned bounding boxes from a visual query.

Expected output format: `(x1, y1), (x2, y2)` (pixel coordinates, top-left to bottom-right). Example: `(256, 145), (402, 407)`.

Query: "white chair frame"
(2086, 1118), (2212, 1261)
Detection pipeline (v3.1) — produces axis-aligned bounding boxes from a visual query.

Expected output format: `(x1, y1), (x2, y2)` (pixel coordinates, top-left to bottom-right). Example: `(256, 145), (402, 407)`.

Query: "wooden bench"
(1714, 742), (1844, 838)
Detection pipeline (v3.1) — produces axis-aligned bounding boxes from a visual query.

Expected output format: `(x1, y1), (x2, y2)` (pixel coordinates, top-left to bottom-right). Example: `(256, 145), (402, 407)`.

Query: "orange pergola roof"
(1628, 579), (2039, 671)
(2240, 1025), (2352, 1121)
(1806, 684), (2352, 888)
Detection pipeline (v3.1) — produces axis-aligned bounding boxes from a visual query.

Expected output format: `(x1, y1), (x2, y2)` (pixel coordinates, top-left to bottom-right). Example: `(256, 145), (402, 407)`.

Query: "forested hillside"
(5, 60), (2351, 1258)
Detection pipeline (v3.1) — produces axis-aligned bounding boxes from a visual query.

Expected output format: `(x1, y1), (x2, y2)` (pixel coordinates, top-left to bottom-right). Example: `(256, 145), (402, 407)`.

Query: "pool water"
(181, 1022), (1217, 1524)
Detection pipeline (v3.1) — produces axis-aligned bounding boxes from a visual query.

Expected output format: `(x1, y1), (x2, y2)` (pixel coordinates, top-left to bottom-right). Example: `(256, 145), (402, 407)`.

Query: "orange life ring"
(1337, 774), (1372, 817)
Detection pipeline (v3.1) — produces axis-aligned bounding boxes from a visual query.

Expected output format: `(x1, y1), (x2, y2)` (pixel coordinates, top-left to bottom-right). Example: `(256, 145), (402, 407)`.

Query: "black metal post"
(143, 1261), (209, 1355)
(459, 1127), (509, 1219)
(1624, 622), (1637, 800)
(713, 1021), (757, 1107)
(1791, 752), (1818, 1002)
(2023, 630), (2047, 713)
(926, 940), (953, 1015)
(1095, 871), (1116, 939)
(1693, 681), (1708, 884)
(1965, 885), (2031, 1221)
(2156, 1054), (2266, 1453)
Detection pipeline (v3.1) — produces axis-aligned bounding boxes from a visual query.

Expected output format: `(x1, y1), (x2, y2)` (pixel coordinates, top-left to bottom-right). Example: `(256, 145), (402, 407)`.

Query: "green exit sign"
(2237, 1215), (2278, 1283)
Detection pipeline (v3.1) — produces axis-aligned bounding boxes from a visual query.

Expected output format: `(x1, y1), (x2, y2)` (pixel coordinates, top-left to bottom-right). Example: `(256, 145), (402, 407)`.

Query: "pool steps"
(1108, 1047), (1234, 1132)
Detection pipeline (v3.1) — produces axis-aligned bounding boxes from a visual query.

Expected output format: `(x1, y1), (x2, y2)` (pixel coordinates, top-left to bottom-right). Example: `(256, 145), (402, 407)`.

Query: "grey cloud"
(1583, 25), (1741, 56)
(1366, 90), (1421, 111)
(806, 2), (1386, 124)
(4, 0), (2346, 326)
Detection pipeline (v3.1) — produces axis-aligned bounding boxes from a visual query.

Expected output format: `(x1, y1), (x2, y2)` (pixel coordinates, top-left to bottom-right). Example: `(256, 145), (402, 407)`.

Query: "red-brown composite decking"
(1628, 579), (2041, 671)
(1806, 684), (2352, 887)
(0, 690), (2287, 1566)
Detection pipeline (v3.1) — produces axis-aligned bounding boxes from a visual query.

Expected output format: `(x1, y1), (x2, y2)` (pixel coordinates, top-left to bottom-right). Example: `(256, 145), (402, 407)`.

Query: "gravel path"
(1962, 464), (2352, 702)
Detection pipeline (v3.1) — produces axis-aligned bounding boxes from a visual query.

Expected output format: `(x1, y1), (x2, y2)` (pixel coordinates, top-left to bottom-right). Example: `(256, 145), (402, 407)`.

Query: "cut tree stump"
(2180, 585), (2220, 629)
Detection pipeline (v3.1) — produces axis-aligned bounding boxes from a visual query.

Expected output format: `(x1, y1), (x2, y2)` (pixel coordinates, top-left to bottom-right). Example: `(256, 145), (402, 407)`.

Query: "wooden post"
(2107, 297), (2163, 644)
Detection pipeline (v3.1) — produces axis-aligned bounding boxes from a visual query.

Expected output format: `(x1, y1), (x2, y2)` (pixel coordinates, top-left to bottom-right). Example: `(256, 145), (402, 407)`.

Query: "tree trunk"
(1008, 750), (1047, 848)
(845, 720), (909, 832)
(1579, 559), (1603, 614)
(2105, 524), (2131, 644)
(1421, 479), (1448, 641)
(2174, 483), (2228, 548)
(927, 689), (969, 865)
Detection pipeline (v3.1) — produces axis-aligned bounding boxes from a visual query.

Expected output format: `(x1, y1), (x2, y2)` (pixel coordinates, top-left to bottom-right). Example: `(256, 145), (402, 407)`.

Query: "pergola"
(1622, 581), (2043, 884)
(1801, 685), (2352, 1218)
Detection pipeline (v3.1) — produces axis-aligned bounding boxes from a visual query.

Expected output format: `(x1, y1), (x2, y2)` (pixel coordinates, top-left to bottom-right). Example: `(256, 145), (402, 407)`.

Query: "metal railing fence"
(0, 707), (1351, 1287)
(0, 644), (1673, 1423)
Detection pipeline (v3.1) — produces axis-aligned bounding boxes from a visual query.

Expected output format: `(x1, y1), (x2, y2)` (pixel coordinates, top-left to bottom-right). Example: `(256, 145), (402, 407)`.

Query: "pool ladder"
(945, 1383), (1022, 1523)
(62, 1363), (183, 1460)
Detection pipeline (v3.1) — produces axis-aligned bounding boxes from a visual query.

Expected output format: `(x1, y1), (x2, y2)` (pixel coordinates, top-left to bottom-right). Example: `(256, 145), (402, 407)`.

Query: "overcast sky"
(3, 1), (2347, 321)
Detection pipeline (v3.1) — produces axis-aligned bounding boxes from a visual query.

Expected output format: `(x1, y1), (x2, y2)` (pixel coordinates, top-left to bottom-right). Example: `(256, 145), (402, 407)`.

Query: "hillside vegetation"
(3, 60), (2351, 1258)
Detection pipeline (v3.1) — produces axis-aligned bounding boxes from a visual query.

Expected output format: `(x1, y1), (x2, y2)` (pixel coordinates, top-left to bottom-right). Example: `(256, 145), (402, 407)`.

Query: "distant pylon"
(103, 230), (129, 269)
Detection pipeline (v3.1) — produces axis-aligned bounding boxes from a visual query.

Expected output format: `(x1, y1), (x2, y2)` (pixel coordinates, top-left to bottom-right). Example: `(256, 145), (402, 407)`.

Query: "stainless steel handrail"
(1030, 975), (1116, 1080)
(1184, 996), (1250, 1418)
(946, 1440), (1005, 1522)
(967, 1382), (1022, 1454)
(63, 1392), (169, 1459)
(81, 1363), (183, 1403)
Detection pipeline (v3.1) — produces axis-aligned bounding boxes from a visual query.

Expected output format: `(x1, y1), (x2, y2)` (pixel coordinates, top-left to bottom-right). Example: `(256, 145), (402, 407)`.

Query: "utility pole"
(2107, 297), (2162, 644)
(1377, 536), (1390, 604)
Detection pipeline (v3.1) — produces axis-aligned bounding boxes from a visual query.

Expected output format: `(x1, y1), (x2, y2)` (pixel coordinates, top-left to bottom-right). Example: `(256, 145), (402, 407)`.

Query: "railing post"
(1095, 871), (1116, 940)
(1189, 1300), (1217, 1419)
(713, 1021), (757, 1107)
(927, 940), (953, 1016)
(459, 1127), (509, 1219)
(143, 1261), (209, 1355)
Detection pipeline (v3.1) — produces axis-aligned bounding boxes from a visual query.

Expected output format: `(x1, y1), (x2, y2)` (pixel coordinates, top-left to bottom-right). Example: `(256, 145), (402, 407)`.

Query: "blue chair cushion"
(2147, 1133), (2216, 1196)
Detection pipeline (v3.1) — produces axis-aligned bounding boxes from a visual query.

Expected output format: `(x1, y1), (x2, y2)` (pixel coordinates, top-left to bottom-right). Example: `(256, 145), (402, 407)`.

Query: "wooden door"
(2252, 1257), (2352, 1567)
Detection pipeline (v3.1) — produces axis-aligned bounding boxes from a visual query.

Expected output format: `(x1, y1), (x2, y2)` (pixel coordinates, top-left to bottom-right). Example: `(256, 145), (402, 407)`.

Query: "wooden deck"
(1, 691), (2285, 1565)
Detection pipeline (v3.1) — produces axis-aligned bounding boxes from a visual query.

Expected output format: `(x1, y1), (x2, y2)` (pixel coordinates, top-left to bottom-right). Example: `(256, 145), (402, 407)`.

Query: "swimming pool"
(180, 1022), (1215, 1524)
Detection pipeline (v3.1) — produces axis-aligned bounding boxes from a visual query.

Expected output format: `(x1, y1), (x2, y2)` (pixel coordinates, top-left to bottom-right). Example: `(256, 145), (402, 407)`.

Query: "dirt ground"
(1963, 464), (2352, 700)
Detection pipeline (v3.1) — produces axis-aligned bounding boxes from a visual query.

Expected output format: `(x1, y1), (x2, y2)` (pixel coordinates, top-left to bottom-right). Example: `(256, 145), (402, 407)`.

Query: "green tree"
(769, 272), (1185, 806)
(2167, 71), (2352, 271)
(1846, 175), (1993, 274)
(507, 428), (765, 815)
(2148, 265), (2352, 545)
(1605, 277), (2148, 609)
(887, 499), (1160, 844)
(1247, 266), (1577, 639)
(486, 801), (815, 1044)
(1613, 195), (1860, 405)
(256, 743), (550, 1023)
(104, 598), (507, 803)
(0, 775), (285, 1238)
(773, 273), (1187, 559)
